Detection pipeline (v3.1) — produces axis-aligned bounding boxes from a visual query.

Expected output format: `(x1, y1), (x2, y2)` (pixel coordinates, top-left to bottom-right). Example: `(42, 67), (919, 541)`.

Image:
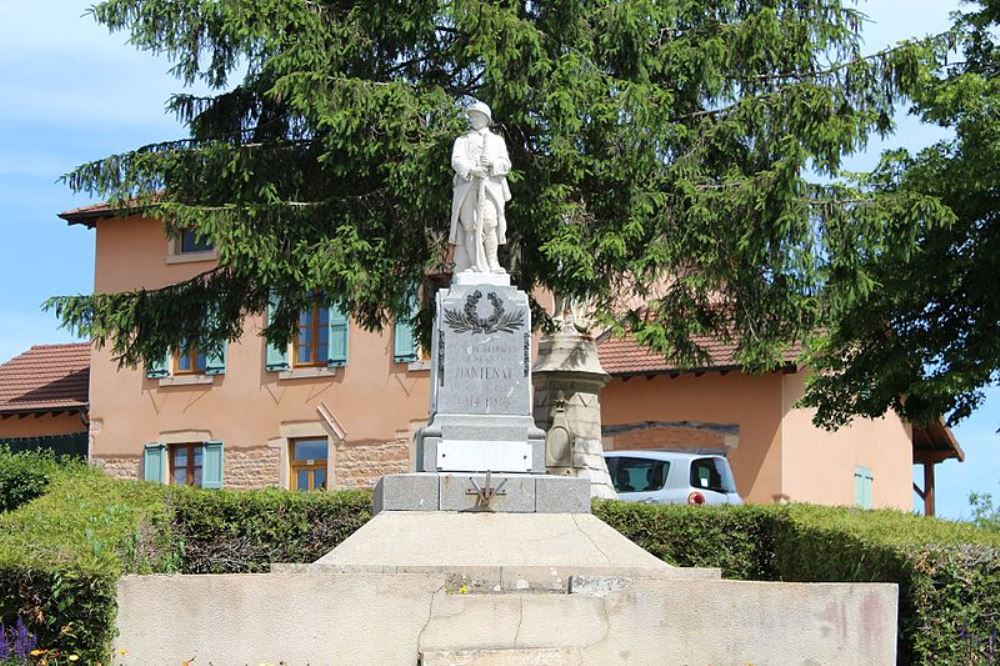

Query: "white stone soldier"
(449, 101), (512, 273)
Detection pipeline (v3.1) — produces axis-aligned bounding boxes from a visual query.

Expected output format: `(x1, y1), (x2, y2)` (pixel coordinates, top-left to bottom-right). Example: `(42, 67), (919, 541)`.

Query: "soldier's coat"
(450, 127), (512, 245)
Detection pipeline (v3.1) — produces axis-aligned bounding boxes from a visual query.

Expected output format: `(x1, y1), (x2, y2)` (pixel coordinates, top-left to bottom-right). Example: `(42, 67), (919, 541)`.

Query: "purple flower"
(12, 617), (36, 660)
(0, 623), (11, 659)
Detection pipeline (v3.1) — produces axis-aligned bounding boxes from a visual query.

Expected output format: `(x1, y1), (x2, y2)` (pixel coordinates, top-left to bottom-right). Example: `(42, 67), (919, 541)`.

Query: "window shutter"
(854, 466), (873, 509)
(265, 293), (290, 371)
(143, 443), (166, 483)
(202, 441), (224, 489)
(327, 305), (349, 366)
(204, 343), (227, 375)
(863, 468), (873, 509)
(393, 292), (418, 363)
(146, 353), (170, 379)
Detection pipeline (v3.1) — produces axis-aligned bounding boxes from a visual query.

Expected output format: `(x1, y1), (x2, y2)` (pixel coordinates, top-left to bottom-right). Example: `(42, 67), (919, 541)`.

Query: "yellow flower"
(68, 657), (80, 662)
(30, 649), (44, 656)
(117, 648), (129, 656)
(459, 584), (469, 595)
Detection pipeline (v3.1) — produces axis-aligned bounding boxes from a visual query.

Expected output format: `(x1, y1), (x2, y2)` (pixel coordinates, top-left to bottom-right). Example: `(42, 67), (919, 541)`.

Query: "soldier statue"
(449, 101), (512, 274)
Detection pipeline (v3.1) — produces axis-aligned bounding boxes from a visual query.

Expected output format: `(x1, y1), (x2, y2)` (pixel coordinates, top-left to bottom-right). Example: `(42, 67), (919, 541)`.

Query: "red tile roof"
(58, 202), (128, 227)
(0, 343), (90, 414)
(597, 332), (801, 376)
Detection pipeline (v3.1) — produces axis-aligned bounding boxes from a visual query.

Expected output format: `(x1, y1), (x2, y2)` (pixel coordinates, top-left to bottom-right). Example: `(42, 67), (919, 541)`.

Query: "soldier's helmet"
(466, 101), (492, 122)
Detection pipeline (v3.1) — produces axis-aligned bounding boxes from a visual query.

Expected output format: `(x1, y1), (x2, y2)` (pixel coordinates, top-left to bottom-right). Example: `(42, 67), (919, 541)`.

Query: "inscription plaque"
(431, 284), (532, 417)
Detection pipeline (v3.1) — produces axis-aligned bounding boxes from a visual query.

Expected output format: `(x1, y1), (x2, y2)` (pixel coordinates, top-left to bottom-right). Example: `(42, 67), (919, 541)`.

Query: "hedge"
(166, 485), (372, 573)
(0, 464), (174, 662)
(2, 464), (999, 664)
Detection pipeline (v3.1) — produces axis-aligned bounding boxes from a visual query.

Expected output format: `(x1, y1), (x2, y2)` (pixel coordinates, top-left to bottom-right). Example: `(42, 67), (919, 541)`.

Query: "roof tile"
(0, 343), (90, 414)
(597, 332), (800, 375)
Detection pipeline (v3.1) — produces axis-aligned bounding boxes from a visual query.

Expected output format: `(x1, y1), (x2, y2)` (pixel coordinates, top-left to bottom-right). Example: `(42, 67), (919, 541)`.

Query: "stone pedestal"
(533, 330), (617, 499)
(380, 274), (588, 514)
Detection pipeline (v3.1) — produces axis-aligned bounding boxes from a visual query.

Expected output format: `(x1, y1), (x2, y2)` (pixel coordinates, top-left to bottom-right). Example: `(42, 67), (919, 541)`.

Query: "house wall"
(779, 371), (913, 510)
(0, 412), (86, 439)
(88, 216), (429, 488)
(600, 372), (785, 504)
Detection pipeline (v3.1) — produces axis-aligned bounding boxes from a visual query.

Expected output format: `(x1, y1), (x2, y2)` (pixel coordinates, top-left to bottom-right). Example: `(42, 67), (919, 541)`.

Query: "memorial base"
(374, 472), (590, 514)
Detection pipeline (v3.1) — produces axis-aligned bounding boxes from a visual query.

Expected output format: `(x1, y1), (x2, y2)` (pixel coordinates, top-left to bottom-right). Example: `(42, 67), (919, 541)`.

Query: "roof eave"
(608, 361), (798, 379)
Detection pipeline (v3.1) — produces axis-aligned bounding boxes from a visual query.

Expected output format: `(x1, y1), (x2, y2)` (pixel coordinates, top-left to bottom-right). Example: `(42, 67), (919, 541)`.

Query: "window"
(180, 229), (214, 253)
(174, 343), (207, 374)
(265, 295), (348, 371)
(290, 438), (328, 491)
(606, 457), (669, 494)
(854, 466), (874, 509)
(143, 441), (223, 487)
(170, 443), (203, 487)
(294, 303), (330, 367)
(689, 457), (736, 493)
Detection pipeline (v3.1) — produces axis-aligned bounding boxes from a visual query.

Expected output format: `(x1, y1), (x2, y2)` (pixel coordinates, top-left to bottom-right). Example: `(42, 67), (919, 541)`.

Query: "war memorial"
(112, 102), (899, 664)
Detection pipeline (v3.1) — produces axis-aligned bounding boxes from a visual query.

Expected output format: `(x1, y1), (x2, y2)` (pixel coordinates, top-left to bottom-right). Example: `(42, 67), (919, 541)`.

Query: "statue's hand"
(469, 166), (488, 179)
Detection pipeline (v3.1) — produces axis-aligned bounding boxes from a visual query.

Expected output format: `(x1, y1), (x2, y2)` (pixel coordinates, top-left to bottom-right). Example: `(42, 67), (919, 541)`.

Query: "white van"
(604, 450), (743, 506)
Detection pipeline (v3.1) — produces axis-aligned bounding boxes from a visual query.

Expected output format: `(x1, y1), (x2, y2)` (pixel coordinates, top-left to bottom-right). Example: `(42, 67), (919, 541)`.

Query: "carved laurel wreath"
(444, 290), (525, 334)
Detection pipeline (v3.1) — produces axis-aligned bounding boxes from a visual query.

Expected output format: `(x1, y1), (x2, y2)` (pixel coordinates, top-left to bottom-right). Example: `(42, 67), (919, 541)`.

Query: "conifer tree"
(49, 0), (979, 426)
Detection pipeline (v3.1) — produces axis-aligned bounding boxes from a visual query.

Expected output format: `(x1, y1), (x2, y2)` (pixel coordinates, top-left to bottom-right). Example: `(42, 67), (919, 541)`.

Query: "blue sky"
(0, 1), (996, 518)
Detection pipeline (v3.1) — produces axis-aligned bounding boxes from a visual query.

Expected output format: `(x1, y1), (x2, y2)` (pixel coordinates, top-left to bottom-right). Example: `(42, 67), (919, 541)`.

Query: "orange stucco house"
(57, 204), (963, 512)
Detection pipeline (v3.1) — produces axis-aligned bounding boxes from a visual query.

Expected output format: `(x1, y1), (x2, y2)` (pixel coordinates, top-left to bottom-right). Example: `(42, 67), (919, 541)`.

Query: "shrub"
(165, 486), (372, 573)
(0, 448), (75, 514)
(0, 464), (174, 662)
(593, 500), (781, 580)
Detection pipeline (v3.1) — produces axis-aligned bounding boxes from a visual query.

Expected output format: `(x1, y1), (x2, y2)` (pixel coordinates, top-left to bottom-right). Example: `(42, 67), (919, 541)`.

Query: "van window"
(690, 457), (736, 493)
(607, 457), (669, 493)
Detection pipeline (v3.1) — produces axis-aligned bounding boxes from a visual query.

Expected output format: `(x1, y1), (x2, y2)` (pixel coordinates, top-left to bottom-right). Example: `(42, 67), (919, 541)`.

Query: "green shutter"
(202, 441), (224, 489)
(854, 466), (873, 509)
(143, 443), (166, 483)
(328, 305), (349, 366)
(146, 353), (170, 379)
(265, 293), (289, 371)
(204, 343), (227, 375)
(393, 292), (418, 363)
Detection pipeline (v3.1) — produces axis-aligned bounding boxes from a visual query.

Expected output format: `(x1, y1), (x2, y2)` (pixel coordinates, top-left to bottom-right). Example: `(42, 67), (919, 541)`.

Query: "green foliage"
(47, 0), (961, 392)
(166, 485), (372, 573)
(599, 500), (1000, 665)
(0, 448), (72, 514)
(802, 1), (1000, 429)
(969, 490), (1000, 531)
(592, 499), (779, 579)
(0, 465), (174, 662)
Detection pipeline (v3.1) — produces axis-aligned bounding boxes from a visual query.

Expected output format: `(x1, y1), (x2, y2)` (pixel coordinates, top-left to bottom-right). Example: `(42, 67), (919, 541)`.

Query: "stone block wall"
(613, 425), (726, 450)
(94, 455), (142, 480)
(335, 438), (410, 488)
(95, 440), (408, 490)
(224, 446), (281, 489)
